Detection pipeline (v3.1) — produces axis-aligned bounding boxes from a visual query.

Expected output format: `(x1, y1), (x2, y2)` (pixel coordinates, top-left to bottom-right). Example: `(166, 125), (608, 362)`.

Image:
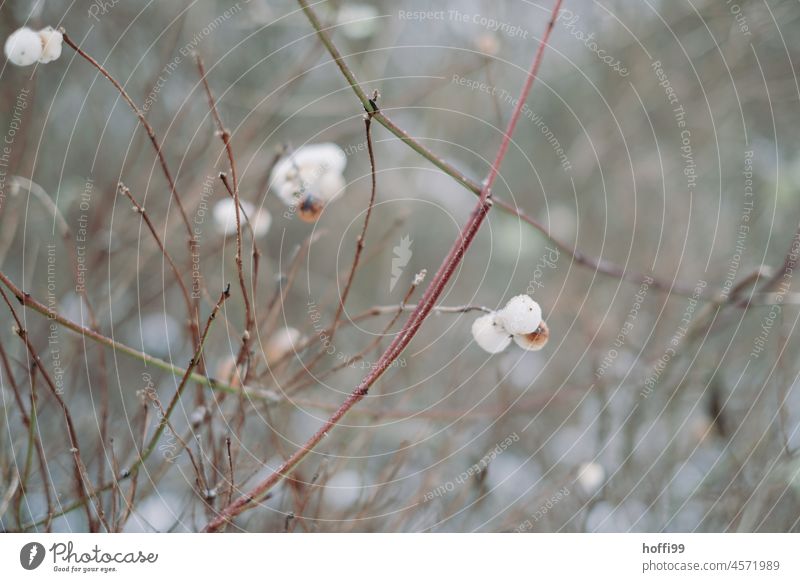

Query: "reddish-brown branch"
(61, 32), (192, 236)
(196, 55), (256, 386)
(294, 109), (380, 382)
(119, 183), (200, 346)
(330, 107), (379, 342)
(202, 0), (563, 532)
(0, 286), (108, 531)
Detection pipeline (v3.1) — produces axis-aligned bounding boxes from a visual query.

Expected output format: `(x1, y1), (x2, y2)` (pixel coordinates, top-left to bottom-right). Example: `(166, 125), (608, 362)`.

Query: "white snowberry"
(576, 461), (605, 496)
(471, 313), (512, 354)
(38, 27), (63, 64)
(336, 4), (380, 40)
(497, 294), (542, 335)
(266, 326), (302, 363)
(212, 198), (271, 238)
(271, 143), (347, 207)
(4, 27), (43, 67)
(513, 321), (550, 351)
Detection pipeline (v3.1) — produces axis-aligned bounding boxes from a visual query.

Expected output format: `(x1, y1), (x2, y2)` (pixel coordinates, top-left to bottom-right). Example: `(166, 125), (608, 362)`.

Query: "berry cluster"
(4, 26), (63, 67)
(270, 143), (347, 222)
(471, 294), (550, 354)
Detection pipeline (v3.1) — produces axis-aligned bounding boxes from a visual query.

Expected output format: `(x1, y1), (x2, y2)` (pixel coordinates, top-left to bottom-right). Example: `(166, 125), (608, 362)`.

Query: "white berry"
(471, 313), (512, 354)
(38, 27), (63, 64)
(4, 28), (43, 67)
(271, 143), (347, 206)
(266, 327), (302, 363)
(513, 321), (549, 351)
(213, 198), (271, 238)
(576, 462), (605, 496)
(497, 294), (542, 335)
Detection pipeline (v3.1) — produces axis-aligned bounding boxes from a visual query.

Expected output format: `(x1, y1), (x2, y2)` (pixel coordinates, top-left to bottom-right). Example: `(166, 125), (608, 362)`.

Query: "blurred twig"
(0, 286), (107, 531)
(61, 32), (193, 236)
(0, 269), (270, 399)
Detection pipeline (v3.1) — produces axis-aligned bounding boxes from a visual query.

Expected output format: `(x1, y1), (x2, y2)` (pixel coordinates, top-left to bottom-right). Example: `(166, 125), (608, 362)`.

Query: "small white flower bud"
(4, 27), (43, 67)
(471, 313), (512, 354)
(497, 294), (542, 335)
(37, 27), (63, 64)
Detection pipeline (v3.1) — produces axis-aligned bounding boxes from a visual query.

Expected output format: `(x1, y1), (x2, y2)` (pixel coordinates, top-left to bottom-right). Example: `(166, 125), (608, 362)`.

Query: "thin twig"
(0, 286), (108, 531)
(0, 269), (264, 398)
(61, 32), (192, 235)
(125, 285), (230, 477)
(330, 97), (380, 340)
(295, 106), (380, 381)
(285, 274), (426, 395)
(196, 55), (255, 379)
(119, 183), (200, 343)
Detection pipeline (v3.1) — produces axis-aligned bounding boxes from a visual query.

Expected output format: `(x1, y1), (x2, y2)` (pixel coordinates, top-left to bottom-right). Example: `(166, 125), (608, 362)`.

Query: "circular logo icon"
(20, 542), (46, 570)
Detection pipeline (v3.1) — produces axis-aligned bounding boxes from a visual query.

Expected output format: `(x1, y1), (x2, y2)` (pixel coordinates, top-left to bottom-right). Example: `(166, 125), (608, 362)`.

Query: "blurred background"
(1, 0), (800, 532)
